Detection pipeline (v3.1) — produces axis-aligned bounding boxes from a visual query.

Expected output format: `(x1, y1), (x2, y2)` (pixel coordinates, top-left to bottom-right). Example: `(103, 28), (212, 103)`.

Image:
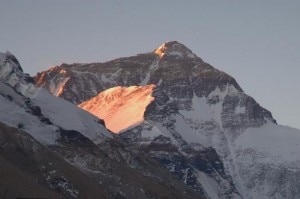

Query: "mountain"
(0, 51), (207, 198)
(35, 41), (300, 199)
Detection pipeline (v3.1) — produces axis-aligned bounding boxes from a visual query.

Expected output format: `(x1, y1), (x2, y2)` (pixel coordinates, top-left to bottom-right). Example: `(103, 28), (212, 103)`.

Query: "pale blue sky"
(1, 0), (299, 129)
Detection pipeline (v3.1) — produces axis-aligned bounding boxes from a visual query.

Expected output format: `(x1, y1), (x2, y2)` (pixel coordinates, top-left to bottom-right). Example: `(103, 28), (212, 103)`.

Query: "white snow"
(140, 72), (151, 86)
(154, 43), (166, 57)
(0, 53), (39, 98)
(140, 60), (159, 86)
(154, 41), (197, 58)
(79, 85), (156, 133)
(183, 168), (189, 184)
(157, 79), (163, 86)
(208, 86), (227, 126)
(187, 53), (197, 59)
(179, 94), (213, 122)
(178, 86), (234, 131)
(0, 85), (112, 145)
(196, 171), (241, 199)
(32, 89), (112, 143)
(173, 114), (204, 144)
(140, 121), (166, 140)
(160, 83), (300, 198)
(0, 94), (60, 145)
(235, 105), (246, 114)
(15, 81), (40, 98)
(235, 122), (300, 165)
(0, 53), (112, 145)
(168, 51), (184, 57)
(0, 81), (25, 105)
(229, 122), (300, 198)
(48, 73), (70, 97)
(196, 171), (222, 199)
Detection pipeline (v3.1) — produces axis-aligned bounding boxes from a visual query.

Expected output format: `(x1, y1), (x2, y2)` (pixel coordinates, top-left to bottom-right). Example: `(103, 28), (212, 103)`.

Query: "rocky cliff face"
(34, 41), (300, 199)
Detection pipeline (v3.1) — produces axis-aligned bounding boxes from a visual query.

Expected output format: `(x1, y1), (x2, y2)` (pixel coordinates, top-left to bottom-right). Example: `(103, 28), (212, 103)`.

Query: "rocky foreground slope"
(35, 41), (300, 199)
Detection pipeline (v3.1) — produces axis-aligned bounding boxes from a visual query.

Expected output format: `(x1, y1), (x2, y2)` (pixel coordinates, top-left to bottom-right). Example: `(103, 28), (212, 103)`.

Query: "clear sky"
(1, 0), (299, 129)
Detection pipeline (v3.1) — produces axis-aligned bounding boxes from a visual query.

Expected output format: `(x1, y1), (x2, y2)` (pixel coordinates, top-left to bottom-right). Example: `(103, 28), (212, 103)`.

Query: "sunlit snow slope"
(79, 85), (155, 133)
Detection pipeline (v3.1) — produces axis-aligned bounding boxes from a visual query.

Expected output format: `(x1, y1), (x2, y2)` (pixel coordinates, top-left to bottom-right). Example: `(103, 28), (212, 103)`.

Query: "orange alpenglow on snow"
(78, 85), (156, 133)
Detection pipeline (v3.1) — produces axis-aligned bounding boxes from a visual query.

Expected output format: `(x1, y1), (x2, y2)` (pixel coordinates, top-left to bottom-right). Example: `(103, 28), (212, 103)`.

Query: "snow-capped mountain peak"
(154, 41), (198, 59)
